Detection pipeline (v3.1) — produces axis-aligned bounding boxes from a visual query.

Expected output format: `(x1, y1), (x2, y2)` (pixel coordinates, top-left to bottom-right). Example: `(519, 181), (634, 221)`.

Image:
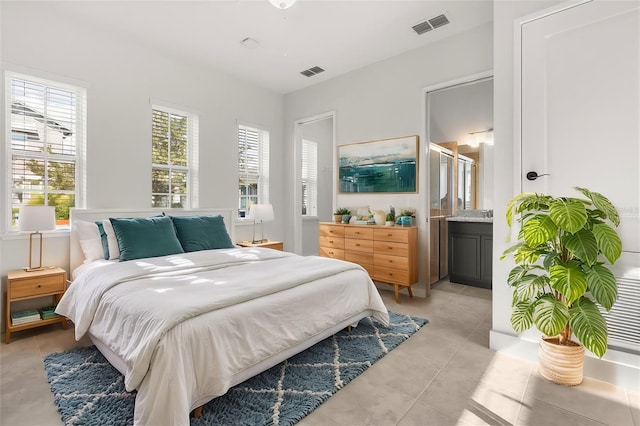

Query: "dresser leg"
(394, 285), (400, 303)
(407, 286), (414, 299)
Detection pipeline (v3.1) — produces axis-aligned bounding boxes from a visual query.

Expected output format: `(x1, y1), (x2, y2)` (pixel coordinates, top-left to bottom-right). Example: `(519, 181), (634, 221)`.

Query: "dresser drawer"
(320, 224), (345, 238)
(374, 253), (409, 270)
(319, 235), (344, 249)
(373, 240), (409, 257)
(10, 274), (65, 299)
(345, 238), (374, 253)
(374, 228), (409, 243)
(373, 265), (410, 285)
(319, 247), (345, 260)
(345, 227), (374, 240)
(345, 251), (374, 266)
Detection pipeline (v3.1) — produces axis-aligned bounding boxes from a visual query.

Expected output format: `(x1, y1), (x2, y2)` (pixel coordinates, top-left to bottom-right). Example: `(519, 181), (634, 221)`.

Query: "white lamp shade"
(19, 206), (56, 232)
(248, 204), (275, 222)
(269, 0), (296, 9)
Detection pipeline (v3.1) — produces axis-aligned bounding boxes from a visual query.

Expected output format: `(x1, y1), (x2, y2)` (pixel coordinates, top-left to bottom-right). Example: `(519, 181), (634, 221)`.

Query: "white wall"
(0, 2), (284, 323)
(284, 22), (494, 295)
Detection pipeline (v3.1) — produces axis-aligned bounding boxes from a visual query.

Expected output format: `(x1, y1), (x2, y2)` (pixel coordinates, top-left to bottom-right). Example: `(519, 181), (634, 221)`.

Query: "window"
(301, 139), (317, 216)
(238, 124), (269, 217)
(7, 73), (86, 229)
(151, 105), (198, 208)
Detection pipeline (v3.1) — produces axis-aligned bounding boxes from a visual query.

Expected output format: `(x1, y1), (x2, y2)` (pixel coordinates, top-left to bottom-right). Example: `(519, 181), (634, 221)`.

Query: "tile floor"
(1, 280), (638, 426)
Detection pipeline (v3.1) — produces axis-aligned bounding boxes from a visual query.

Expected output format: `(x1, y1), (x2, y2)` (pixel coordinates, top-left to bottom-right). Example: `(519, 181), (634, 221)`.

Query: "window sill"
(0, 230), (70, 241)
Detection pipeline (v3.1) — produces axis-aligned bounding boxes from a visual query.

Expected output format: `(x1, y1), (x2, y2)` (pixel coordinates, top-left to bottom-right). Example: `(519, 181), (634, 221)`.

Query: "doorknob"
(526, 171), (549, 181)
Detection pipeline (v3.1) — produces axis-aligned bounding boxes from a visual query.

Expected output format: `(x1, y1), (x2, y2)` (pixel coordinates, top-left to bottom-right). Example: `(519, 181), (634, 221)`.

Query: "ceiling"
(44, 0), (494, 94)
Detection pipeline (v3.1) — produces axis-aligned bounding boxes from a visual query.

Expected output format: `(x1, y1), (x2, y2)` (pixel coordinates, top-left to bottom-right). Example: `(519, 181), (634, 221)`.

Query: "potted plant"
(396, 208), (416, 226)
(334, 207), (351, 223)
(501, 187), (622, 385)
(385, 212), (395, 226)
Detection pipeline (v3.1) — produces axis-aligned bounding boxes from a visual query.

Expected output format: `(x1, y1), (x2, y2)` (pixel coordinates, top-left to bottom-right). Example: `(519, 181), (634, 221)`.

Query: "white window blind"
(151, 105), (198, 208)
(301, 139), (318, 216)
(238, 124), (269, 217)
(7, 73), (86, 230)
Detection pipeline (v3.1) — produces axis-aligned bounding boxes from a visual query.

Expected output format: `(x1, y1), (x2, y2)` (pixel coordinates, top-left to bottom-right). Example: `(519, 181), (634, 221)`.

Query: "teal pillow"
(95, 221), (110, 260)
(170, 215), (234, 252)
(110, 216), (184, 262)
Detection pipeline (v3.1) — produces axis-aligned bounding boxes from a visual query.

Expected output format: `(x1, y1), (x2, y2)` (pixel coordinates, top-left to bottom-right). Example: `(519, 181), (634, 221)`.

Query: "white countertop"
(446, 216), (493, 223)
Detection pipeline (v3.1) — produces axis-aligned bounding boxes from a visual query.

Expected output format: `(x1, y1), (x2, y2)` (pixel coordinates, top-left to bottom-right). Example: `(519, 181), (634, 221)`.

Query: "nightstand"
(5, 267), (68, 344)
(236, 240), (284, 251)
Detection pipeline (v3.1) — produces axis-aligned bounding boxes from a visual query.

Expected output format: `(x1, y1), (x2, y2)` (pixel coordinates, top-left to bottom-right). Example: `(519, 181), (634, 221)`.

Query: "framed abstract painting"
(338, 135), (419, 193)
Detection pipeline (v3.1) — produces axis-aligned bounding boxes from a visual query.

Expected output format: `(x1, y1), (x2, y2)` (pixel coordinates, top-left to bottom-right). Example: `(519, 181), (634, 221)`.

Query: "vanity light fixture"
(467, 128), (494, 147)
(269, 0), (296, 9)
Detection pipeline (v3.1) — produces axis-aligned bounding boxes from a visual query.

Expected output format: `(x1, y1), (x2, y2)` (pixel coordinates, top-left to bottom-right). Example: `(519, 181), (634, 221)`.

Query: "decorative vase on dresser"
(318, 222), (418, 303)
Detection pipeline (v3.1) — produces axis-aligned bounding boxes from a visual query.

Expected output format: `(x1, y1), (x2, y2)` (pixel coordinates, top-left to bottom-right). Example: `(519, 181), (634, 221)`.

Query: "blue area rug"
(44, 311), (427, 426)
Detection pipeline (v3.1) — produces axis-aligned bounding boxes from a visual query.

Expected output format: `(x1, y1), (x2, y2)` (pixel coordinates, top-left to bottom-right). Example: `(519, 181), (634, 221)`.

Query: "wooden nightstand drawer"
(5, 267), (68, 344)
(10, 274), (65, 299)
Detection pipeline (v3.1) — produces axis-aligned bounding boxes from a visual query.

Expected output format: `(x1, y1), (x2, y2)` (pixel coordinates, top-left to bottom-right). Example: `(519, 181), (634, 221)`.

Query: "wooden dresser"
(319, 222), (418, 303)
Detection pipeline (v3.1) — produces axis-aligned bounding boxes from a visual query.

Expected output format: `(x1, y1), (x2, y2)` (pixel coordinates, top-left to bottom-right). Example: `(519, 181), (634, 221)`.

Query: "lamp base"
(251, 239), (267, 244)
(25, 267), (46, 272)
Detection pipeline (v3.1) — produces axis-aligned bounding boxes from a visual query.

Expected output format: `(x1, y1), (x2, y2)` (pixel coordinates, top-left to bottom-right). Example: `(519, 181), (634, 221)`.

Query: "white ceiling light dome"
(269, 0), (297, 9)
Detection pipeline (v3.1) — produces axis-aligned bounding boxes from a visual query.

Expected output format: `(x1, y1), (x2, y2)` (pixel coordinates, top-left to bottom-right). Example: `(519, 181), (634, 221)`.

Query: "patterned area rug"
(44, 311), (427, 426)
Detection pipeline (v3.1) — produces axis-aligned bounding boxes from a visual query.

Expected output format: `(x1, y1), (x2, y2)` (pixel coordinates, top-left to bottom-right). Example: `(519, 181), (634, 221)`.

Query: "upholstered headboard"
(69, 208), (235, 275)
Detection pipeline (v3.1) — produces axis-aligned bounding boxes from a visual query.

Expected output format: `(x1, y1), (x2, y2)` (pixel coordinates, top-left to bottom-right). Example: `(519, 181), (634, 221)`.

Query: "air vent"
(300, 66), (325, 77)
(412, 21), (433, 35)
(412, 13), (450, 35)
(429, 14), (450, 29)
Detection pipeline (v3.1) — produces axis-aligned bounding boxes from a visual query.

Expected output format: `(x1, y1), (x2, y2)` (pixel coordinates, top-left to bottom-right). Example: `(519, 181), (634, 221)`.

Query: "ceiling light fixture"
(269, 0), (296, 9)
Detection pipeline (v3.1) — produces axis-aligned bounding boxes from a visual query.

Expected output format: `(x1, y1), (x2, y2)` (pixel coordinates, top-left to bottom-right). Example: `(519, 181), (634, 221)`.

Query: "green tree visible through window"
(151, 107), (191, 208)
(8, 75), (84, 229)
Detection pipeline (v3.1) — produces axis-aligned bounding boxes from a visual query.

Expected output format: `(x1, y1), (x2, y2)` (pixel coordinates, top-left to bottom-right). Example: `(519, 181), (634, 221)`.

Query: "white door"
(520, 0), (639, 254)
(519, 0), (640, 350)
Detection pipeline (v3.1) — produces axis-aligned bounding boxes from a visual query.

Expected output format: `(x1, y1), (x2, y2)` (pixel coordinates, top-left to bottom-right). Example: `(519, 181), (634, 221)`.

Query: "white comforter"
(57, 248), (388, 425)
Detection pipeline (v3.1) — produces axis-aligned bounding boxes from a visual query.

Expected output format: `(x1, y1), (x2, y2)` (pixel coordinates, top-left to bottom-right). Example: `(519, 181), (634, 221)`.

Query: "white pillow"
(74, 220), (104, 263)
(102, 219), (120, 260)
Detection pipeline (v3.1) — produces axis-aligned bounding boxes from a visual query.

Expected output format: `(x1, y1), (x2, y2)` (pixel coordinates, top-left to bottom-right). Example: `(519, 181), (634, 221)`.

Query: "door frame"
(292, 111), (336, 255)
(421, 70), (493, 293)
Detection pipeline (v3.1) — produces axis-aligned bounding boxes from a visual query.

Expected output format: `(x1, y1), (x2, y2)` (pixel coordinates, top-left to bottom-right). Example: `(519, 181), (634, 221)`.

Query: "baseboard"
(490, 330), (640, 391)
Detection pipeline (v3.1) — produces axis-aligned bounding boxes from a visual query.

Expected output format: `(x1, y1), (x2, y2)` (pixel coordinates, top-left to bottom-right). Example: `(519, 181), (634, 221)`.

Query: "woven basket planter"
(538, 336), (584, 386)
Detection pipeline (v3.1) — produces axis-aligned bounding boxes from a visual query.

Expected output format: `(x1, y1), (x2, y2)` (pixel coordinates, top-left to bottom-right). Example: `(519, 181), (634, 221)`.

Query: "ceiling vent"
(300, 66), (325, 77)
(412, 13), (450, 35)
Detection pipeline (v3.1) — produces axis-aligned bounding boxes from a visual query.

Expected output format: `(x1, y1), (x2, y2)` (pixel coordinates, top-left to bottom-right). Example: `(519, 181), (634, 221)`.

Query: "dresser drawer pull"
(387, 233), (393, 236)
(329, 251), (334, 255)
(37, 284), (42, 288)
(388, 246), (393, 250)
(328, 240), (334, 243)
(355, 243), (361, 246)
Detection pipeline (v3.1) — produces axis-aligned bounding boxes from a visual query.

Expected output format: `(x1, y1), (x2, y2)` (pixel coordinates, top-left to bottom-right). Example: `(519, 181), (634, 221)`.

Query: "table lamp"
(19, 205), (56, 271)
(248, 204), (274, 244)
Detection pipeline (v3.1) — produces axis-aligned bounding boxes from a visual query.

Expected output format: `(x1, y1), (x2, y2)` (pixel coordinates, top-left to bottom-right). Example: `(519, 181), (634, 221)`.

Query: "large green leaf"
(514, 245), (542, 265)
(575, 187), (620, 226)
(563, 229), (598, 265)
(549, 199), (588, 233)
(511, 301), (534, 332)
(593, 223), (623, 264)
(533, 295), (570, 336)
(513, 275), (549, 304)
(586, 265), (618, 311)
(522, 214), (558, 247)
(501, 242), (524, 261)
(569, 297), (608, 358)
(550, 262), (587, 304)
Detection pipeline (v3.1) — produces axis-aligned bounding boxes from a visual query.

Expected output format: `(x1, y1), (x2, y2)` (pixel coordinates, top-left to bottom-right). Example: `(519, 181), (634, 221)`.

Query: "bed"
(58, 208), (389, 425)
